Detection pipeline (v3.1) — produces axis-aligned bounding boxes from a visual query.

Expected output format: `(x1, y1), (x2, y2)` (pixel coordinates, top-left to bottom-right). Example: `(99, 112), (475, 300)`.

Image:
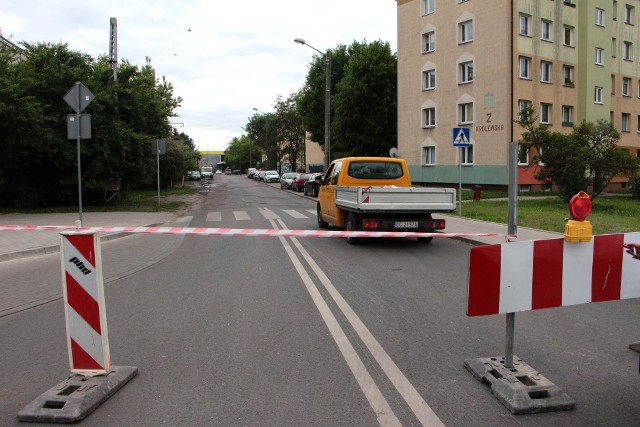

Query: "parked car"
(247, 168), (257, 179)
(304, 173), (324, 197)
(233, 170), (241, 175)
(264, 170), (280, 183)
(215, 169), (223, 175)
(187, 170), (201, 181)
(280, 172), (299, 189)
(291, 173), (310, 192)
(256, 171), (267, 182)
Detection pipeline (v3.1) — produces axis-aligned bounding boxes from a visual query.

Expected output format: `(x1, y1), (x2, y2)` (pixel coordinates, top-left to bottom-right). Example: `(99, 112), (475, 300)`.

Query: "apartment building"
(397, 0), (640, 191)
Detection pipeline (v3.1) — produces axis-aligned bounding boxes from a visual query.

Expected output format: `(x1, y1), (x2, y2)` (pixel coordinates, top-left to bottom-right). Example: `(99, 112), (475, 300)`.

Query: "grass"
(460, 194), (640, 234)
(0, 186), (197, 214)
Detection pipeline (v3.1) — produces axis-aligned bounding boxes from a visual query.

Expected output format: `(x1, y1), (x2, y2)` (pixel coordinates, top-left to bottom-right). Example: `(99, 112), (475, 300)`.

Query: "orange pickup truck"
(316, 157), (456, 244)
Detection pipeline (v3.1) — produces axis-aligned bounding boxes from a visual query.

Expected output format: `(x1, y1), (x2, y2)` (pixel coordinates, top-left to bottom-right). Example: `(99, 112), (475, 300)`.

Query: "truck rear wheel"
(345, 212), (362, 245)
(317, 203), (329, 229)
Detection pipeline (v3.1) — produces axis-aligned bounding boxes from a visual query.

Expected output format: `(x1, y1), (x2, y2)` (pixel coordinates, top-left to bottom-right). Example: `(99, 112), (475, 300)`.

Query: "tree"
(273, 93), (305, 172)
(332, 40), (397, 157)
(225, 135), (260, 171)
(517, 105), (639, 201)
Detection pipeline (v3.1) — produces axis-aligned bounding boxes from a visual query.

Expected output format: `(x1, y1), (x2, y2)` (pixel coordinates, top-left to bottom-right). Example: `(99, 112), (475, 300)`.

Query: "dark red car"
(291, 173), (310, 192)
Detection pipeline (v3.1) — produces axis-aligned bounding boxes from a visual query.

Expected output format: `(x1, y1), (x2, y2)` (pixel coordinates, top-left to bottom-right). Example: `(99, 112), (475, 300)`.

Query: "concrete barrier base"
(17, 366), (137, 423)
(464, 356), (574, 414)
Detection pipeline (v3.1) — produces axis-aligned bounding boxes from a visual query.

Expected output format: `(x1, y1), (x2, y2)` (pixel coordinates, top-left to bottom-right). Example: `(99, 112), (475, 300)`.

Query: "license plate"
(393, 221), (418, 228)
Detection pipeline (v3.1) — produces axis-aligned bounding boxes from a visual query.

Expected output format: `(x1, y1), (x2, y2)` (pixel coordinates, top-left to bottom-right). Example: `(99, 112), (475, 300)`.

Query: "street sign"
(453, 127), (470, 147)
(151, 139), (166, 155)
(64, 82), (95, 113)
(67, 114), (92, 139)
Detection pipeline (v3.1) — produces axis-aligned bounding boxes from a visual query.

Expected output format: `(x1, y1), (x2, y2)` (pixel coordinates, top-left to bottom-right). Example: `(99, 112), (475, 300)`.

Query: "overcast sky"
(1, 1), (397, 152)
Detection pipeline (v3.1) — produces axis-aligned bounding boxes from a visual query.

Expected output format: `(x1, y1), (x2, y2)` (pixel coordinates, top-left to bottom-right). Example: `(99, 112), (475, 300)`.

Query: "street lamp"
(253, 107), (269, 170)
(294, 37), (331, 171)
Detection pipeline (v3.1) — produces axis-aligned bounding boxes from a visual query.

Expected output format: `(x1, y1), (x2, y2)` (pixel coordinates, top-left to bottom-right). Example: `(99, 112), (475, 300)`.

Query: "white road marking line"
(206, 212), (222, 222)
(272, 219), (402, 427)
(306, 210), (316, 216)
(288, 231), (444, 426)
(259, 208), (280, 220)
(283, 209), (308, 219)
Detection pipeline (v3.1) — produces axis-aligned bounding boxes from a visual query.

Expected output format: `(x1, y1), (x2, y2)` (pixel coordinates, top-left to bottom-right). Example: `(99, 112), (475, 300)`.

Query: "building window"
(459, 102), (474, 124)
(459, 20), (474, 44)
(541, 20), (552, 41)
(612, 74), (616, 94)
(594, 86), (604, 104)
(519, 14), (531, 36)
(461, 145), (474, 165)
(541, 61), (552, 83)
(540, 103), (552, 125)
(622, 113), (630, 132)
(519, 56), (531, 79)
(423, 146), (436, 165)
(423, 0), (435, 15)
(459, 61), (474, 84)
(562, 105), (573, 126)
(422, 31), (435, 53)
(518, 145), (529, 165)
(596, 8), (605, 26)
(623, 41), (632, 60)
(423, 69), (436, 90)
(624, 4), (634, 24)
(563, 65), (574, 85)
(623, 77), (631, 96)
(637, 115), (640, 132)
(518, 99), (532, 120)
(595, 47), (604, 65)
(423, 107), (436, 128)
(563, 26), (574, 46)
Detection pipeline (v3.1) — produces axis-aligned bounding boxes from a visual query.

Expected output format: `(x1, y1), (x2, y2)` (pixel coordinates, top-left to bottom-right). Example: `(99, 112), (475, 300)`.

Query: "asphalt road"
(1, 175), (639, 426)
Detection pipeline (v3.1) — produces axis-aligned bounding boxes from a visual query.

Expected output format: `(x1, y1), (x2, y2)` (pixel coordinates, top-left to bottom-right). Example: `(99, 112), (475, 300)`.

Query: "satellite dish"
(389, 147), (398, 158)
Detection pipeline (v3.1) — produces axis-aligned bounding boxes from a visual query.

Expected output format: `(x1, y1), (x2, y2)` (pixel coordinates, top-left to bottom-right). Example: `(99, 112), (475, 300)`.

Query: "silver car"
(280, 172), (299, 189)
(264, 171), (280, 183)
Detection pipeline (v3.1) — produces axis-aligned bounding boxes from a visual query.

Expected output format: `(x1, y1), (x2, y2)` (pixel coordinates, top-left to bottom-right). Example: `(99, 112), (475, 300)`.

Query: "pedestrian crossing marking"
(233, 211), (250, 221)
(259, 209), (280, 220)
(206, 212), (221, 222)
(284, 209), (308, 219)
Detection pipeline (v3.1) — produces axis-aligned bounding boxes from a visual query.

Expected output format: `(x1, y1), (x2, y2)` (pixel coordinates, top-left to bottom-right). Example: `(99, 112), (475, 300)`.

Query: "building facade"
(397, 0), (640, 191)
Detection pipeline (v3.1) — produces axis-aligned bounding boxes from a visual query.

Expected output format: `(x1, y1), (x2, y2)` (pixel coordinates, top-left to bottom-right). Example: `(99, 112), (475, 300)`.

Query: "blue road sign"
(453, 127), (471, 147)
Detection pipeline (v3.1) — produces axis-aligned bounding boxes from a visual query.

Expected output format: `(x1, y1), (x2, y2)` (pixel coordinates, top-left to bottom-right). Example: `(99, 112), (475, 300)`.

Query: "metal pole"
(76, 82), (83, 226)
(458, 147), (463, 217)
(505, 140), (519, 368)
(157, 148), (161, 209)
(324, 50), (331, 171)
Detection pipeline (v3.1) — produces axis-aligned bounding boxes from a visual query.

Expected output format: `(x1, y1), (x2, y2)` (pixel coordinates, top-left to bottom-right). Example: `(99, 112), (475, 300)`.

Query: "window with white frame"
(596, 8), (605, 26)
(423, 146), (436, 165)
(518, 145), (529, 165)
(622, 113), (630, 132)
(519, 56), (531, 79)
(423, 107), (436, 128)
(423, 0), (435, 15)
(594, 86), (604, 104)
(518, 99), (532, 120)
(461, 145), (474, 165)
(540, 103), (552, 124)
(541, 61), (552, 83)
(541, 20), (552, 41)
(595, 47), (604, 65)
(564, 25), (574, 46)
(422, 31), (435, 53)
(623, 41), (632, 60)
(562, 105), (573, 125)
(459, 102), (474, 124)
(623, 77), (631, 96)
(459, 61), (474, 84)
(637, 115), (640, 132)
(423, 69), (436, 90)
(563, 65), (574, 85)
(519, 14), (531, 36)
(624, 4), (634, 24)
(459, 20), (473, 44)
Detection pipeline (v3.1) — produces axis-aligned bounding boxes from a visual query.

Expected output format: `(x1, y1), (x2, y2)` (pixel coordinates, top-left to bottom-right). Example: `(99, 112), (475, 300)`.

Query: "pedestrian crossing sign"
(453, 127), (471, 147)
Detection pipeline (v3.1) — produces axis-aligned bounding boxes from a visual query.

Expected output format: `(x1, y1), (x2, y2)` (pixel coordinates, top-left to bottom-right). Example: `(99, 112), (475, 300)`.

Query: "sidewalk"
(0, 208), (561, 262)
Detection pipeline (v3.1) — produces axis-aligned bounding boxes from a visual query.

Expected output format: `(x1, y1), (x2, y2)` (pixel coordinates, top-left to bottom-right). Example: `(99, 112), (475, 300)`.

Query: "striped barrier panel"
(61, 232), (111, 374)
(467, 232), (640, 316)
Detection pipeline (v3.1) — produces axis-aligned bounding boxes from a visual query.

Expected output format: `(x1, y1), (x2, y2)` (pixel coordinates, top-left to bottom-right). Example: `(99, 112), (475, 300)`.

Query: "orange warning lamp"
(564, 191), (593, 242)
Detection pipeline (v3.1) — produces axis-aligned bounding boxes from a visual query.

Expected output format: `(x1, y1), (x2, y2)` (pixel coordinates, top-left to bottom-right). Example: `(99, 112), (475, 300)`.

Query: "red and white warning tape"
(0, 224), (503, 239)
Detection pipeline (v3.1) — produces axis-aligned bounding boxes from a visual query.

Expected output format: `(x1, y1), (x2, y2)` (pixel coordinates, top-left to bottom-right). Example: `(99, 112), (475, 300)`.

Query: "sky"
(1, 1), (397, 152)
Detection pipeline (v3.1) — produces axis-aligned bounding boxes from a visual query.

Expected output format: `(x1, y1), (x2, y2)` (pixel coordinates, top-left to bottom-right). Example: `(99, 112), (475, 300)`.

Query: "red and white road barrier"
(467, 232), (640, 316)
(61, 232), (111, 374)
(0, 224), (502, 240)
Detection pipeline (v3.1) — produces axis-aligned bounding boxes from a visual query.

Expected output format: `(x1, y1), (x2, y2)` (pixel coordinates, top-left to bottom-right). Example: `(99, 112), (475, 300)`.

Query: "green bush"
(629, 175), (640, 199)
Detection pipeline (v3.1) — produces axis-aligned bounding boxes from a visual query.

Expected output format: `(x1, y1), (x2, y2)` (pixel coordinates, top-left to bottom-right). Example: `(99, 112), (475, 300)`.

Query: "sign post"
(453, 128), (471, 217)
(64, 82), (94, 226)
